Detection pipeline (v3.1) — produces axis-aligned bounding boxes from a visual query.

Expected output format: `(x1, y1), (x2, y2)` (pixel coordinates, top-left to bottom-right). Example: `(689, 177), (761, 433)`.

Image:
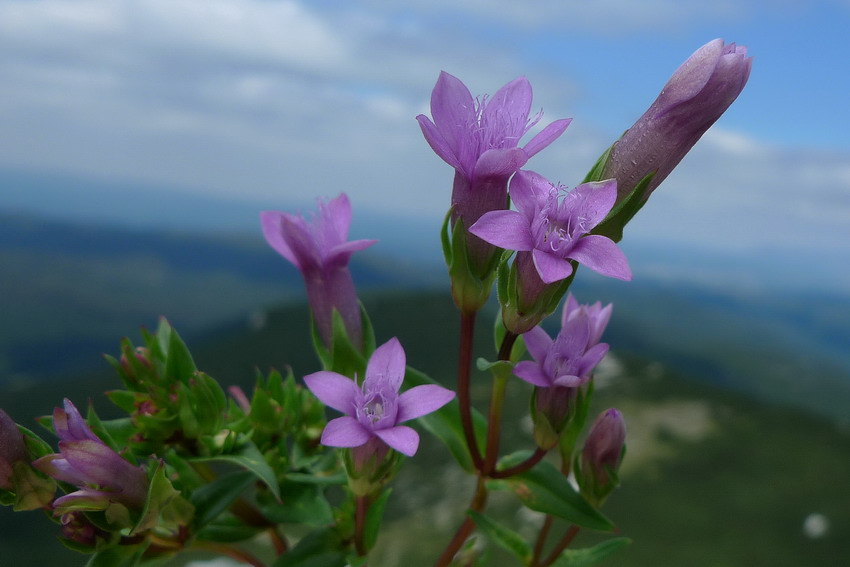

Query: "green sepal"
(310, 305), (371, 379)
(559, 381), (594, 464)
(444, 215), (499, 313)
(190, 439), (280, 500)
(488, 451), (614, 532)
(260, 481), (334, 526)
(403, 366), (486, 473)
(190, 469), (257, 529)
(364, 489), (392, 552)
(581, 143), (614, 184)
(550, 537), (632, 567)
(18, 423), (56, 459)
(468, 510), (532, 563)
(273, 527), (348, 567)
(592, 171), (655, 243)
(84, 542), (150, 567)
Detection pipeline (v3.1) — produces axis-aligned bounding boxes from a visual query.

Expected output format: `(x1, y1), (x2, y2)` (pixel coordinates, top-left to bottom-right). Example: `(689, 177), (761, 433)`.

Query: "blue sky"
(1, 0), (848, 289)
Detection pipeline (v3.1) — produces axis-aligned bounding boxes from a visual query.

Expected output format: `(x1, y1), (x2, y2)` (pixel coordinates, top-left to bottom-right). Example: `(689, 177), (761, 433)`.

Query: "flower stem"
(482, 370), (509, 475)
(433, 476), (488, 567)
(355, 495), (370, 557)
(457, 311), (483, 470)
(539, 525), (581, 567)
(490, 447), (547, 478)
(530, 515), (554, 567)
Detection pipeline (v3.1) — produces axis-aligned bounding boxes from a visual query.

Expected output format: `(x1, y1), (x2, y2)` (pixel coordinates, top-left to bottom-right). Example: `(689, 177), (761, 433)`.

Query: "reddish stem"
(490, 447), (547, 479)
(539, 525), (581, 567)
(457, 311), (483, 470)
(433, 477), (488, 567)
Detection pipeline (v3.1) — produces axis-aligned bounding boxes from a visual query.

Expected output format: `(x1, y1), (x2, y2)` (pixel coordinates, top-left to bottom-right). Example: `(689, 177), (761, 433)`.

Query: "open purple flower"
(304, 338), (455, 458)
(561, 293), (613, 349)
(261, 194), (376, 350)
(600, 39), (752, 205)
(470, 170), (631, 284)
(33, 399), (148, 516)
(417, 72), (571, 274)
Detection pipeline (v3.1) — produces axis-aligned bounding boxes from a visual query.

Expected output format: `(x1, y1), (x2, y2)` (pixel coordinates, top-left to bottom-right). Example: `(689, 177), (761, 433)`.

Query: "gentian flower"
(580, 408), (626, 505)
(304, 338), (455, 460)
(0, 409), (27, 491)
(471, 170), (631, 284)
(470, 170), (628, 332)
(261, 194), (376, 350)
(600, 39), (752, 206)
(417, 72), (571, 276)
(33, 399), (148, 517)
(514, 299), (611, 448)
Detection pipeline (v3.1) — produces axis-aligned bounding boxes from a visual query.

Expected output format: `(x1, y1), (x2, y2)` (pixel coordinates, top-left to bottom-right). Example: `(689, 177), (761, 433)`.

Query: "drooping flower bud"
(579, 408), (626, 506)
(592, 39), (752, 240)
(0, 410), (26, 491)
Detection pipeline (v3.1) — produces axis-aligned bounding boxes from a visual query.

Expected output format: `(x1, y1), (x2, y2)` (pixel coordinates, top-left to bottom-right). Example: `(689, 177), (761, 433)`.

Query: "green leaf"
(285, 471), (347, 486)
(468, 510), (531, 563)
(84, 542), (149, 567)
(162, 320), (196, 384)
(273, 528), (348, 567)
(364, 489), (392, 551)
(581, 143), (614, 184)
(196, 516), (263, 542)
(191, 440), (280, 499)
(592, 172), (654, 243)
(550, 538), (632, 567)
(403, 366), (486, 473)
(132, 463), (181, 535)
(190, 469), (257, 529)
(261, 481), (334, 526)
(490, 452), (614, 532)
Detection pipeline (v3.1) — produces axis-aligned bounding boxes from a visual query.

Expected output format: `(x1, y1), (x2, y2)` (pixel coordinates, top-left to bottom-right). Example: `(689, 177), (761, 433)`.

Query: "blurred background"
(1, 1), (849, 566)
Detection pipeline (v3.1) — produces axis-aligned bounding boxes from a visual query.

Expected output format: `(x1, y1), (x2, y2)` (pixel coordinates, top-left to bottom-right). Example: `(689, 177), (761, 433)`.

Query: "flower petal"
(473, 147), (528, 179)
(523, 118), (572, 158)
(522, 326), (553, 363)
(397, 385), (456, 423)
(570, 180), (618, 229)
(327, 238), (378, 267)
(509, 170), (550, 221)
(365, 337), (406, 392)
(485, 76), (532, 128)
(260, 211), (300, 268)
(567, 235), (632, 281)
(532, 249), (574, 284)
(416, 114), (461, 170)
(280, 215), (320, 270)
(552, 374), (584, 387)
(469, 210), (534, 251)
(578, 342), (610, 378)
(303, 371), (359, 414)
(374, 425), (420, 457)
(513, 361), (551, 387)
(322, 416), (372, 448)
(430, 71), (475, 156)
(322, 193), (353, 243)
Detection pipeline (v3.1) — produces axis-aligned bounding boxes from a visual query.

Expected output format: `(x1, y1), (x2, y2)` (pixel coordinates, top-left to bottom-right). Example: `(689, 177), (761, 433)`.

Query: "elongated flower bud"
(593, 39), (752, 239)
(0, 409), (26, 491)
(580, 408), (626, 505)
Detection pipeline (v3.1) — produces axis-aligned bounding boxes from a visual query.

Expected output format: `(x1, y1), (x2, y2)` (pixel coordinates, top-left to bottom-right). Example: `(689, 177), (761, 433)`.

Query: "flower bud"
(0, 409), (26, 491)
(580, 408), (626, 505)
(594, 39), (752, 239)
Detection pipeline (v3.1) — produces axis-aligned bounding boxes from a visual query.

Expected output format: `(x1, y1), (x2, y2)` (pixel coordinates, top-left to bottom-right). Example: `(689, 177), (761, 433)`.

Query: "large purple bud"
(580, 408), (626, 505)
(598, 39), (752, 217)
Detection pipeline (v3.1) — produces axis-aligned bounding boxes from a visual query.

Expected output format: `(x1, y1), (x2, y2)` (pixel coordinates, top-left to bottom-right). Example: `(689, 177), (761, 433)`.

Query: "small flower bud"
(580, 408), (626, 506)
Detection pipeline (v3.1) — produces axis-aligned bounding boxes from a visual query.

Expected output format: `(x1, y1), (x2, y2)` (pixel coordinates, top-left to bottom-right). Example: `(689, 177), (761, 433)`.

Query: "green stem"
(457, 311), (483, 470)
(433, 477), (488, 567)
(482, 370), (509, 475)
(355, 495), (370, 557)
(539, 525), (580, 567)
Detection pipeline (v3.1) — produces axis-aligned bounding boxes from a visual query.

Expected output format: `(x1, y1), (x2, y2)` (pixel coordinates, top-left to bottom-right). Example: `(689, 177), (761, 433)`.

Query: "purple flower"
(417, 72), (571, 273)
(304, 338), (455, 458)
(471, 170), (631, 285)
(0, 409), (27, 491)
(561, 293), (613, 349)
(261, 194), (376, 350)
(581, 408), (626, 503)
(33, 399), (148, 515)
(514, 308), (609, 391)
(600, 39), (752, 205)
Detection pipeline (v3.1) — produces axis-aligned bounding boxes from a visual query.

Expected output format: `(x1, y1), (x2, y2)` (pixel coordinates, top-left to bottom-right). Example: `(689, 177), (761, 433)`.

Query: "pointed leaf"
(364, 489), (392, 551)
(261, 481), (334, 527)
(550, 537), (632, 567)
(468, 510), (531, 563)
(273, 527), (347, 567)
(190, 469), (256, 529)
(490, 451), (614, 531)
(191, 440), (280, 499)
